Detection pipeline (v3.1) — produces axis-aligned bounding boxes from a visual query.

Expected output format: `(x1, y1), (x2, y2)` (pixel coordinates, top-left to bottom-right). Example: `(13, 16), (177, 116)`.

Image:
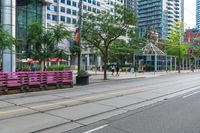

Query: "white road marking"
(183, 91), (200, 98)
(83, 124), (109, 133)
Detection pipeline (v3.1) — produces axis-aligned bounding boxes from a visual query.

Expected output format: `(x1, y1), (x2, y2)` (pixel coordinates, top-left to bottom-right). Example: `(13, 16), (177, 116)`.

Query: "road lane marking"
(83, 124), (108, 133)
(183, 91), (200, 98)
(1, 85), (199, 116)
(0, 108), (28, 115)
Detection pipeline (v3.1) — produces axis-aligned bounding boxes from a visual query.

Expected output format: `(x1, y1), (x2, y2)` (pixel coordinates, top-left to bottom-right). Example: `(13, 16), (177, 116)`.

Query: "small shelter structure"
(134, 42), (177, 72)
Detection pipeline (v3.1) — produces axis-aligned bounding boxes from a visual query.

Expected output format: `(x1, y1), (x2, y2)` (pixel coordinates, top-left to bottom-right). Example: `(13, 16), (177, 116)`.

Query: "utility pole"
(77, 0), (83, 73)
(178, 22), (183, 73)
(178, 35), (181, 73)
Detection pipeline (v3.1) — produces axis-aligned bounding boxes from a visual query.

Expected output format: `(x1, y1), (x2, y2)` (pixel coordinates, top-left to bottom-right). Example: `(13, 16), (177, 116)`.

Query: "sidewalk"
(73, 70), (198, 84)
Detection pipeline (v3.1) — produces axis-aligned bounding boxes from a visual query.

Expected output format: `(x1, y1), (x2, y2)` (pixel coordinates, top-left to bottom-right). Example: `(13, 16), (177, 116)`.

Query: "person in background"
(31, 64), (36, 72)
(111, 65), (115, 76)
(116, 65), (120, 76)
(130, 65), (134, 74)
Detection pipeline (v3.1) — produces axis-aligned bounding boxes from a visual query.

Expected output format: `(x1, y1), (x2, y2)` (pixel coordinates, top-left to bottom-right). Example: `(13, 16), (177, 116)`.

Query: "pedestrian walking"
(111, 65), (115, 76)
(191, 64), (195, 72)
(130, 66), (134, 74)
(31, 64), (36, 72)
(116, 65), (120, 76)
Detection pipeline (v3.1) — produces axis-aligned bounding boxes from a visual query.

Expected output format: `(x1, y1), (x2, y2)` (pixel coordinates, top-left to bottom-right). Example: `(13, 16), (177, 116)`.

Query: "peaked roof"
(141, 42), (166, 55)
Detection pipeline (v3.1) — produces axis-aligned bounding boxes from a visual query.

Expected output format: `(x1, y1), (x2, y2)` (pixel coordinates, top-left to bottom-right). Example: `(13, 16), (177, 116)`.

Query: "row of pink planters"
(0, 71), (73, 92)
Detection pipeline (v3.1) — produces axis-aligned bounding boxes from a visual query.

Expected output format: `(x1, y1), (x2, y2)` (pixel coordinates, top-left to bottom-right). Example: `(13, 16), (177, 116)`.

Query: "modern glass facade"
(124, 0), (136, 11)
(197, 0), (200, 30)
(16, 0), (43, 58)
(16, 0), (43, 39)
(137, 0), (183, 40)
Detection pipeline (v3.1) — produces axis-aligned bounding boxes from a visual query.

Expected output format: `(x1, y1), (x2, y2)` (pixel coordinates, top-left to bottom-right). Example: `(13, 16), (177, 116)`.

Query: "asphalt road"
(69, 88), (200, 133)
(1, 72), (200, 133)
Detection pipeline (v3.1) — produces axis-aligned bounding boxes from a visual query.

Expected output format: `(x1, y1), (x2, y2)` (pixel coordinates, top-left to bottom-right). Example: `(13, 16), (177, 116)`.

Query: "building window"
(93, 0), (96, 5)
(72, 18), (77, 24)
(67, 17), (71, 23)
(47, 4), (50, 10)
(88, 6), (91, 11)
(47, 14), (51, 19)
(52, 15), (57, 21)
(54, 0), (57, 2)
(83, 5), (87, 10)
(53, 6), (58, 12)
(61, 0), (65, 3)
(67, 0), (71, 5)
(60, 6), (65, 12)
(72, 10), (77, 15)
(88, 0), (91, 4)
(72, 1), (77, 7)
(67, 8), (71, 14)
(97, 1), (100, 6)
(92, 8), (96, 13)
(60, 16), (65, 22)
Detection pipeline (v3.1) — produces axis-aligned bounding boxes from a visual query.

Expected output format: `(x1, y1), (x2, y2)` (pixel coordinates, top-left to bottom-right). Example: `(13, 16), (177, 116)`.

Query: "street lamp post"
(77, 0), (83, 73)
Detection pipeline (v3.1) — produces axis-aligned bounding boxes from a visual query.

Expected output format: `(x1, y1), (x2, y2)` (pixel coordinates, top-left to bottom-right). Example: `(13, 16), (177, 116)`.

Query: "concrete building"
(184, 29), (200, 43)
(0, 0), (50, 72)
(124, 0), (136, 11)
(137, 0), (184, 40)
(46, 0), (135, 70)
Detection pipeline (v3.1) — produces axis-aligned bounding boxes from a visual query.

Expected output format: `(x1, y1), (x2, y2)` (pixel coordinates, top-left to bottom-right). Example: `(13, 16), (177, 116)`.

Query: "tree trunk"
(103, 58), (108, 80)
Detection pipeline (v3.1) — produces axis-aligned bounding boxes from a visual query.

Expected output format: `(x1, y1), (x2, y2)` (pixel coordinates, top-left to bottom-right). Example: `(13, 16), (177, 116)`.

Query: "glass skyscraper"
(137, 0), (184, 40)
(197, 0), (200, 30)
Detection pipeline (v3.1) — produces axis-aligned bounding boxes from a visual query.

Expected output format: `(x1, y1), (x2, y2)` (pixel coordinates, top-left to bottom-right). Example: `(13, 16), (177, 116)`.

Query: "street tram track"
(32, 84), (200, 133)
(0, 76), (200, 122)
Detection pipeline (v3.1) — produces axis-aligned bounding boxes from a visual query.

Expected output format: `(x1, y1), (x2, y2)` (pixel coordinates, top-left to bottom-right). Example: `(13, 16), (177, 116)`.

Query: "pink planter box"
(0, 71), (73, 88)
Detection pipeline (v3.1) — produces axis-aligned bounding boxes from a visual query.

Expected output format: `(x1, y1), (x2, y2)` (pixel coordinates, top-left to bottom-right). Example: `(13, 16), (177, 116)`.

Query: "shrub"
(47, 65), (70, 71)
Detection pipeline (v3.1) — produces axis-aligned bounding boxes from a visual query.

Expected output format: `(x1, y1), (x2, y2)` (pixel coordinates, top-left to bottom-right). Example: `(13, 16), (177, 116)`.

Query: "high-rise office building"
(137, 0), (184, 40)
(124, 0), (136, 11)
(47, 0), (102, 31)
(0, 0), (48, 72)
(46, 0), (133, 68)
(197, 0), (200, 30)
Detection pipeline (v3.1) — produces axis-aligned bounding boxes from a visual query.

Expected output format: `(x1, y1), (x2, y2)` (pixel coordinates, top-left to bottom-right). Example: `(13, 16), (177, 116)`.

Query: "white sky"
(184, 0), (196, 29)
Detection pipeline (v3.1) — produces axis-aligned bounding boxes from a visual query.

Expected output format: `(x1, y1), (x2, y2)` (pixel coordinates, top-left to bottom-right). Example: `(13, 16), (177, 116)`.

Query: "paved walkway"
(1, 71), (200, 133)
(73, 70), (198, 84)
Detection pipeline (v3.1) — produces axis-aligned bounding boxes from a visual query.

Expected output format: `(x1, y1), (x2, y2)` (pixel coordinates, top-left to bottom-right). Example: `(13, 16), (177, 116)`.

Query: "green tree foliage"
(0, 27), (16, 53)
(26, 21), (71, 70)
(0, 27), (16, 69)
(164, 21), (187, 72)
(81, 5), (137, 80)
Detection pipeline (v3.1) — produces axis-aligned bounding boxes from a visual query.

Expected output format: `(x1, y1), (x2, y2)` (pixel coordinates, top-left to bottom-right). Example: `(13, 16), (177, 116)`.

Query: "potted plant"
(76, 70), (90, 85)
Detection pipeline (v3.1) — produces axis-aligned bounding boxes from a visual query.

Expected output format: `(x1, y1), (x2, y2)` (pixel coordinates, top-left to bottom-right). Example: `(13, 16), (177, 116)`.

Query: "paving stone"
(78, 109), (127, 125)
(96, 96), (143, 108)
(42, 122), (82, 133)
(6, 95), (62, 105)
(127, 92), (163, 100)
(47, 103), (115, 121)
(55, 91), (93, 98)
(0, 101), (14, 108)
(0, 106), (37, 120)
(0, 113), (68, 133)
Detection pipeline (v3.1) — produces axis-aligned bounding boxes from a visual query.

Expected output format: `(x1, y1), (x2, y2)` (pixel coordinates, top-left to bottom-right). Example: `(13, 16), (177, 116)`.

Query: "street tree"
(26, 21), (71, 70)
(164, 21), (187, 73)
(81, 5), (137, 80)
(0, 27), (16, 70)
